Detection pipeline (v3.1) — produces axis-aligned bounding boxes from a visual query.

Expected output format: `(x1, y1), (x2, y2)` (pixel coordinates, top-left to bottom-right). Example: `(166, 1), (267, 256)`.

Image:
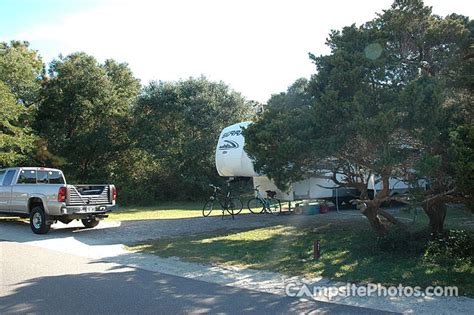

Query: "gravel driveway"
(0, 210), (365, 246)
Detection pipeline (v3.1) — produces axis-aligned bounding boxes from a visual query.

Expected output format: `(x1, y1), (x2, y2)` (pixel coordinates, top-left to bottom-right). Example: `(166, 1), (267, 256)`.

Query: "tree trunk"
(422, 202), (447, 234)
(378, 209), (408, 230)
(361, 203), (387, 236)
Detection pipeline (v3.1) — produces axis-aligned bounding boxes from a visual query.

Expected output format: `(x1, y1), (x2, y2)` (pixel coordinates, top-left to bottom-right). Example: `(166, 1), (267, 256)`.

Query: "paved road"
(0, 241), (392, 314)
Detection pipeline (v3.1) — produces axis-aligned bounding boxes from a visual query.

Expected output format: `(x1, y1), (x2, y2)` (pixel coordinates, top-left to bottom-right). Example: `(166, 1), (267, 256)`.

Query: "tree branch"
(421, 188), (457, 205)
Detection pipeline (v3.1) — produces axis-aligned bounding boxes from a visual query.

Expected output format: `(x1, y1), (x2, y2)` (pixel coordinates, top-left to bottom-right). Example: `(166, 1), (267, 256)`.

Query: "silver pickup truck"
(0, 167), (116, 234)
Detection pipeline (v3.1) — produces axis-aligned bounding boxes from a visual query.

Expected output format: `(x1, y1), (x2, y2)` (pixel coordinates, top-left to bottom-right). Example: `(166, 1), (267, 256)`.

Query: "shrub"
(376, 228), (428, 256)
(424, 229), (474, 265)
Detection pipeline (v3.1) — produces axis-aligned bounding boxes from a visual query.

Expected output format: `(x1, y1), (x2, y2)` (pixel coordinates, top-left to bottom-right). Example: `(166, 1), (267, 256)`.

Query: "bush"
(376, 228), (428, 256)
(424, 229), (474, 265)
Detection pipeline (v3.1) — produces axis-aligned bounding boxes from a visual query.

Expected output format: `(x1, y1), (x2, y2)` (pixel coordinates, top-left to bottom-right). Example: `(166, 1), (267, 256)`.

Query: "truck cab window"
(18, 170), (37, 184)
(0, 170), (5, 184)
(37, 170), (49, 184)
(2, 170), (16, 186)
(49, 171), (65, 184)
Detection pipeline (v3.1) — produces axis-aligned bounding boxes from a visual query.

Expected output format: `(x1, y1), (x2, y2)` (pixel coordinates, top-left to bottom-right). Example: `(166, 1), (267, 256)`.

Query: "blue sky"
(0, 0), (99, 34)
(1, 0), (473, 102)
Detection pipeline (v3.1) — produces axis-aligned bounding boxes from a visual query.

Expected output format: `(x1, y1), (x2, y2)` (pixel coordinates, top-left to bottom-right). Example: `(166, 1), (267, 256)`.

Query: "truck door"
(11, 169), (36, 213)
(0, 170), (16, 211)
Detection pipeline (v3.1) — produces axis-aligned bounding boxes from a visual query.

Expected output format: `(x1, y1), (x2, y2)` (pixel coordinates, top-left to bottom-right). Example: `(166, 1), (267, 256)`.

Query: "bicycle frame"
(253, 186), (273, 211)
(207, 185), (235, 219)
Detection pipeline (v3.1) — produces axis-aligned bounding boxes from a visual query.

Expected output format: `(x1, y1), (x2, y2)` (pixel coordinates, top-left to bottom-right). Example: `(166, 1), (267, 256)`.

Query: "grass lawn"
(129, 206), (474, 296)
(0, 201), (254, 222)
(108, 201), (254, 221)
(0, 216), (26, 222)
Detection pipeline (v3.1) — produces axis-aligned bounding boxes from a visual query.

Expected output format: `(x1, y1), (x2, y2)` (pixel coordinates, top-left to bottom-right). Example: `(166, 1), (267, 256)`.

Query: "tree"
(0, 41), (42, 167)
(0, 82), (36, 167)
(245, 0), (472, 235)
(386, 7), (473, 232)
(0, 41), (43, 105)
(267, 78), (312, 109)
(245, 82), (313, 188)
(133, 77), (253, 200)
(248, 24), (410, 235)
(36, 53), (140, 182)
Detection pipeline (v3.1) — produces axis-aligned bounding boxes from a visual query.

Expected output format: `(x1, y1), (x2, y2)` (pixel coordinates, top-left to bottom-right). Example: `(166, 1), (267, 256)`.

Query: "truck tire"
(81, 218), (99, 228)
(30, 206), (51, 234)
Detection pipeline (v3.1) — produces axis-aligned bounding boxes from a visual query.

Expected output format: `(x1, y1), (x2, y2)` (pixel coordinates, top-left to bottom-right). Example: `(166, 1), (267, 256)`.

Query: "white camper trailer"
(215, 121), (258, 178)
(215, 122), (359, 204)
(215, 122), (419, 205)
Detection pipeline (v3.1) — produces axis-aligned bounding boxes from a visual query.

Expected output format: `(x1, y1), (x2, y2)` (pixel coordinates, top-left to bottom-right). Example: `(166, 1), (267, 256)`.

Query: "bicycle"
(203, 184), (243, 219)
(247, 185), (282, 215)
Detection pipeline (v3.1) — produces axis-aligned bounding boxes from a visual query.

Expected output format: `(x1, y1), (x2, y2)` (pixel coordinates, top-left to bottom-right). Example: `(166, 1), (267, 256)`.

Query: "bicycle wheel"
(227, 197), (243, 216)
(267, 198), (282, 215)
(247, 198), (264, 214)
(203, 200), (215, 217)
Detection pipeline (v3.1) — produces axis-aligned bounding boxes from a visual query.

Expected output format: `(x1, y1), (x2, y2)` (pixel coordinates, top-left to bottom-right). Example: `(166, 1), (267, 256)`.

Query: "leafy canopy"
(133, 77), (253, 199)
(0, 41), (41, 167)
(245, 0), (472, 205)
(36, 52), (141, 182)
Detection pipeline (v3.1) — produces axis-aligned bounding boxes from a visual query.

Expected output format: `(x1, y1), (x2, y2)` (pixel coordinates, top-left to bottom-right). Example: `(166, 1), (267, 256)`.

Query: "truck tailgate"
(67, 185), (111, 205)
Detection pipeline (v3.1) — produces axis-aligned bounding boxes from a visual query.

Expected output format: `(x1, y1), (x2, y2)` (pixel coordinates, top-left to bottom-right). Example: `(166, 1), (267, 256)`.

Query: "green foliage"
(107, 149), (159, 205)
(449, 125), (474, 210)
(36, 53), (141, 182)
(0, 41), (40, 167)
(245, 0), (472, 207)
(247, 14), (411, 191)
(244, 78), (314, 189)
(424, 229), (474, 265)
(389, 9), (474, 228)
(267, 78), (312, 109)
(132, 77), (252, 200)
(376, 229), (429, 255)
(243, 0), (473, 238)
(0, 41), (43, 105)
(245, 105), (312, 189)
(1, 0), (471, 213)
(0, 82), (36, 167)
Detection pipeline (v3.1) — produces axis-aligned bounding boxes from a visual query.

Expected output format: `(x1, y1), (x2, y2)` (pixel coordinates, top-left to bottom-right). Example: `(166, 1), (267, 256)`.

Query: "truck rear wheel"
(30, 206), (51, 234)
(81, 218), (99, 228)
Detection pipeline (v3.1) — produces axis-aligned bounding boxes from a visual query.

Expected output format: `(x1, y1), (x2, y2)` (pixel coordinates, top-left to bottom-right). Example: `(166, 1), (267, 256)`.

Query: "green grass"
(129, 206), (474, 296)
(1, 201), (257, 222)
(395, 205), (474, 231)
(108, 201), (254, 221)
(0, 216), (26, 222)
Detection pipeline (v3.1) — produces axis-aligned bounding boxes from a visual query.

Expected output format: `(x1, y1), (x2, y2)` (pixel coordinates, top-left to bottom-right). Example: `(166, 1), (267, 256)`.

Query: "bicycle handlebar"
(209, 184), (221, 191)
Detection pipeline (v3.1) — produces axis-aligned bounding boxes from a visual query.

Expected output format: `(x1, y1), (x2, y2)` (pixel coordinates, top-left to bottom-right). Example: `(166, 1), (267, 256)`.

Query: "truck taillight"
(58, 187), (67, 202)
(112, 186), (117, 201)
